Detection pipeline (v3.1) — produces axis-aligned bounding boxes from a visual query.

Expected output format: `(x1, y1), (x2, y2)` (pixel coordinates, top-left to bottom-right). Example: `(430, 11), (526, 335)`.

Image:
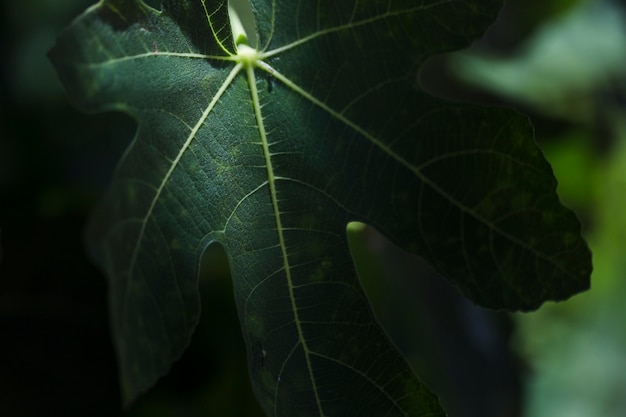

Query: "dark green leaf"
(49, 0), (591, 415)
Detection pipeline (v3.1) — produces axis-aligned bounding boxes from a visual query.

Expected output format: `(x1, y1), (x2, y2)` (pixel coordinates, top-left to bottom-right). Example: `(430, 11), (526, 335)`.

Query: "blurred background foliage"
(1, 0), (625, 416)
(450, 1), (626, 416)
(415, 0), (626, 416)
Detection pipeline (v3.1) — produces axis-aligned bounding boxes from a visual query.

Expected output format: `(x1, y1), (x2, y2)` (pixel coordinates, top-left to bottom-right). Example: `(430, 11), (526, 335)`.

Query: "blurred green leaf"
(540, 130), (599, 211)
(452, 0), (626, 121)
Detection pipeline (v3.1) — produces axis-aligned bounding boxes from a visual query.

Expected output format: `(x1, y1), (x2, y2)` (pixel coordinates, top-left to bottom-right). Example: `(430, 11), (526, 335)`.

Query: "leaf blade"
(49, 0), (591, 414)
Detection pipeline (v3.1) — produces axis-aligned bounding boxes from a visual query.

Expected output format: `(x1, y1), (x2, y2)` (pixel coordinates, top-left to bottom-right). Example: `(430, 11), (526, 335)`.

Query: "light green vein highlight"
(260, 1), (452, 58)
(255, 60), (564, 274)
(202, 0), (233, 55)
(82, 52), (231, 67)
(122, 62), (243, 327)
(244, 61), (326, 416)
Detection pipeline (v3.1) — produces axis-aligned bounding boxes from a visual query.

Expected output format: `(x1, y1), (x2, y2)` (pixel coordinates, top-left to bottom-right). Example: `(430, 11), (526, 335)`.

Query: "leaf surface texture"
(50, 0), (591, 415)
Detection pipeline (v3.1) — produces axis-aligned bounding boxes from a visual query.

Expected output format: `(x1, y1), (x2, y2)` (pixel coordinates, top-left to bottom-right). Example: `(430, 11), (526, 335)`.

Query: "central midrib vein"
(245, 63), (325, 417)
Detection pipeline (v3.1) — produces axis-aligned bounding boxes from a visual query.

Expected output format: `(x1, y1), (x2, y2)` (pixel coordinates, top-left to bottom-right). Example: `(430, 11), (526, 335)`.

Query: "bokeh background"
(1, 0), (625, 416)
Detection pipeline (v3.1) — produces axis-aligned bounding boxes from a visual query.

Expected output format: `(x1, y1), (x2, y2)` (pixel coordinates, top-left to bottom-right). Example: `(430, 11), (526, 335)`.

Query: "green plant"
(49, 0), (591, 415)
